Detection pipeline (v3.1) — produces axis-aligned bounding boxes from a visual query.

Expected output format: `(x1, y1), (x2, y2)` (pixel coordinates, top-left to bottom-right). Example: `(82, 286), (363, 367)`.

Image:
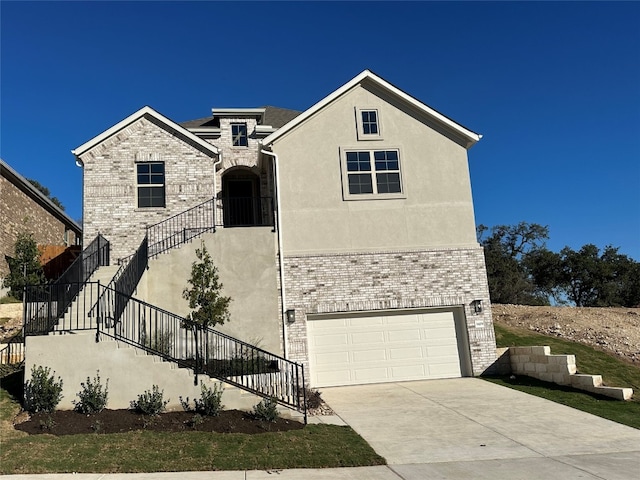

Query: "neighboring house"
(67, 70), (496, 392)
(0, 159), (81, 286)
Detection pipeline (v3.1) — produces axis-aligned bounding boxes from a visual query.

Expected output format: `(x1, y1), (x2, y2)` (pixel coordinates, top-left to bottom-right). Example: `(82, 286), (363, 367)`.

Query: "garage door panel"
(352, 348), (387, 362)
(316, 369), (352, 385)
(387, 329), (422, 342)
(308, 310), (463, 387)
(391, 364), (426, 377)
(424, 326), (457, 339)
(428, 362), (462, 377)
(315, 351), (350, 364)
(351, 331), (385, 344)
(389, 346), (423, 360)
(354, 367), (390, 381)
(312, 334), (349, 347)
(426, 345), (459, 358)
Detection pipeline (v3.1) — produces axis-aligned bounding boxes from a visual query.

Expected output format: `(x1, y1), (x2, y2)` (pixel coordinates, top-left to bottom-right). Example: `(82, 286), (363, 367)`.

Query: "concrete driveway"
(321, 378), (640, 479)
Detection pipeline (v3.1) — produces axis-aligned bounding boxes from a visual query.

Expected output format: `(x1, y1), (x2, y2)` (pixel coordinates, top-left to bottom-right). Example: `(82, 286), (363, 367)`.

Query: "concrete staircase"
(52, 265), (120, 334)
(21, 226), (304, 418)
(25, 331), (303, 418)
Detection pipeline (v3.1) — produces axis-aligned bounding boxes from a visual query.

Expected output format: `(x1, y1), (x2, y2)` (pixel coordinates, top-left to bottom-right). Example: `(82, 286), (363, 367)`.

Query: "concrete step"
(90, 265), (121, 284)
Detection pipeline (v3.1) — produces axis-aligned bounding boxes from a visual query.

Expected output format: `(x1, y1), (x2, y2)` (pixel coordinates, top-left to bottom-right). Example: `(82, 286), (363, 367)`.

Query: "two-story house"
(24, 70), (495, 411)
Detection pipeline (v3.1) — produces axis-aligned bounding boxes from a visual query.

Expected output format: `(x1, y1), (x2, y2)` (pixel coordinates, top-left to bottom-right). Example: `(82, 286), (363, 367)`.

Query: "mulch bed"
(15, 409), (305, 436)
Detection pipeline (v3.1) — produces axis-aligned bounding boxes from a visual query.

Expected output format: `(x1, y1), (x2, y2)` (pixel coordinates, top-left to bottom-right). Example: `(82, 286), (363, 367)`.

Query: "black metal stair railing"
(146, 198), (216, 259)
(22, 234), (110, 337)
(97, 284), (306, 421)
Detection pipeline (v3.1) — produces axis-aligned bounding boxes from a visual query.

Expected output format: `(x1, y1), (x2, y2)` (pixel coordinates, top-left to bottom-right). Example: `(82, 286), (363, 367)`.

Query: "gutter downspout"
(212, 151), (223, 229)
(260, 148), (289, 359)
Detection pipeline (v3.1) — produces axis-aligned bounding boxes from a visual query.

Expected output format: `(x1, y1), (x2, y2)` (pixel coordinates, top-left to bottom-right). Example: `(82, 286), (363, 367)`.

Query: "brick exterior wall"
(209, 118), (273, 201)
(283, 246), (496, 377)
(0, 175), (78, 278)
(79, 116), (218, 262)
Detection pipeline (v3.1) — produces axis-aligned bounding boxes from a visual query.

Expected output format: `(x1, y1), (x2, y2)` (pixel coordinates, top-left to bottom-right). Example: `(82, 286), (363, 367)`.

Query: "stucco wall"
(78, 115), (218, 263)
(271, 83), (478, 255)
(1, 175), (78, 278)
(135, 229), (282, 354)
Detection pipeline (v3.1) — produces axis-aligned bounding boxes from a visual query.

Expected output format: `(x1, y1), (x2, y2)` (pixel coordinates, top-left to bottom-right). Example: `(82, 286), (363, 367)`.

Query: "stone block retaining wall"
(505, 346), (633, 401)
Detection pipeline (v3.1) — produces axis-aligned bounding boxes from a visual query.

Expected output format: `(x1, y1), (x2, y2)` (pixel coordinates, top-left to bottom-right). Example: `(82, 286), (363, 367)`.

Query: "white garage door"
(307, 310), (462, 387)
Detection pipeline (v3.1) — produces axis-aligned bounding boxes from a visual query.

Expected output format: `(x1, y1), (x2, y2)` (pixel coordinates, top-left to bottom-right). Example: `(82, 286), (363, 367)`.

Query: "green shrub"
(303, 387), (323, 410)
(24, 365), (63, 413)
(195, 382), (224, 416)
(73, 371), (109, 414)
(130, 385), (169, 415)
(180, 381), (224, 416)
(252, 397), (279, 422)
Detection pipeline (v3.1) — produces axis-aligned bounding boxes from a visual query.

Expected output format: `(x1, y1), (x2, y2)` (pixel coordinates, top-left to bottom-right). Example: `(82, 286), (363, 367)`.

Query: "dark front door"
(224, 178), (256, 226)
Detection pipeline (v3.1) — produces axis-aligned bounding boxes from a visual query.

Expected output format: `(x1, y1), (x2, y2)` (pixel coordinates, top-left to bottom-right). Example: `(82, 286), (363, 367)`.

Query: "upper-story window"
(231, 123), (248, 147)
(341, 148), (404, 200)
(137, 162), (165, 208)
(356, 108), (382, 140)
(362, 110), (378, 135)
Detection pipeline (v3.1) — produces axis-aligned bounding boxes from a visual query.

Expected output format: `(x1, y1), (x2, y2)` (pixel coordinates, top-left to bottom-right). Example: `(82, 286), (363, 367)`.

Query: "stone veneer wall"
(1, 175), (78, 278)
(79, 116), (217, 262)
(283, 246), (496, 377)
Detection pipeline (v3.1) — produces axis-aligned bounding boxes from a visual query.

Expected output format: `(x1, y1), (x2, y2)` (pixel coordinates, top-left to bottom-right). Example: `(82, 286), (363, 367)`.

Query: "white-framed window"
(137, 162), (165, 208)
(356, 108), (382, 140)
(231, 123), (248, 147)
(341, 148), (404, 200)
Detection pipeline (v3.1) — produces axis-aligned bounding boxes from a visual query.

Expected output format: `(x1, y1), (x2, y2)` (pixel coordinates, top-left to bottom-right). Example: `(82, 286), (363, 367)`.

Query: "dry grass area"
(492, 304), (640, 365)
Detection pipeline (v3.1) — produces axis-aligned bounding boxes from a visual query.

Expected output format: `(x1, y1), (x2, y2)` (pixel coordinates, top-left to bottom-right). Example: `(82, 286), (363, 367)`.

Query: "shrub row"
(23, 365), (286, 421)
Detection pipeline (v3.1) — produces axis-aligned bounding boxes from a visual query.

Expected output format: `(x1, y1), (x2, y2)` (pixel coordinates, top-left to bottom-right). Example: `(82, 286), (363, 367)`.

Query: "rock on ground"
(492, 304), (640, 365)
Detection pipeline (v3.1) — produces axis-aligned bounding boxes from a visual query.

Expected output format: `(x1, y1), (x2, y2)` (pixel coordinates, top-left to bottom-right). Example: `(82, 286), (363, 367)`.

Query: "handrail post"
(194, 326), (199, 386)
(96, 281), (101, 343)
(302, 363), (307, 425)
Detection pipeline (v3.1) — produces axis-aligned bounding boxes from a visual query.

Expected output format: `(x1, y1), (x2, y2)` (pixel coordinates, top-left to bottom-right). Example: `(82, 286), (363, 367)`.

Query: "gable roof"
(0, 158), (82, 234)
(262, 70), (482, 149)
(72, 106), (219, 161)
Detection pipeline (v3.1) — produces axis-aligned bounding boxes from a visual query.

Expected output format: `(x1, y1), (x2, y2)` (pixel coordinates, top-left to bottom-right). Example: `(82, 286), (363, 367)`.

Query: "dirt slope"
(492, 304), (640, 365)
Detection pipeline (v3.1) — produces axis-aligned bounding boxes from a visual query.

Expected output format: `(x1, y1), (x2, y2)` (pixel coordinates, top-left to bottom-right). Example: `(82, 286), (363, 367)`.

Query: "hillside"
(492, 304), (640, 365)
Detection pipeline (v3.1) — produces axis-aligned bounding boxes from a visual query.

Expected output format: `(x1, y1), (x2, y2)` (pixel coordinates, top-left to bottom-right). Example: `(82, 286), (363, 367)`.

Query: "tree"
(27, 178), (65, 211)
(480, 222), (640, 307)
(3, 232), (45, 300)
(182, 241), (231, 376)
(182, 241), (231, 330)
(556, 245), (640, 307)
(524, 248), (565, 304)
(477, 222), (550, 305)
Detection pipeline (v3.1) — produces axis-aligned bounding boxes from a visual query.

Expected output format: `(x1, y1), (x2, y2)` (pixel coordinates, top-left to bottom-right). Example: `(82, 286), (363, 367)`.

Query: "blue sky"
(2, 1), (639, 260)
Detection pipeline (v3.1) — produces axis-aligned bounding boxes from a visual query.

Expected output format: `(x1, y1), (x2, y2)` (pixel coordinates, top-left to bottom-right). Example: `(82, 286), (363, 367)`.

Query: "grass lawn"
(487, 323), (640, 429)
(0, 368), (385, 474)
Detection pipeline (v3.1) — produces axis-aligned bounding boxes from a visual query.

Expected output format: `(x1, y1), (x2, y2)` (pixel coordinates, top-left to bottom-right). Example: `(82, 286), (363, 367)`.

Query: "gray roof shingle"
(179, 106), (302, 130)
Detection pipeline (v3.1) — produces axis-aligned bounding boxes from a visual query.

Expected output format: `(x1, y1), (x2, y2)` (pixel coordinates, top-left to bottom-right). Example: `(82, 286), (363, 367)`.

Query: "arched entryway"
(221, 169), (261, 227)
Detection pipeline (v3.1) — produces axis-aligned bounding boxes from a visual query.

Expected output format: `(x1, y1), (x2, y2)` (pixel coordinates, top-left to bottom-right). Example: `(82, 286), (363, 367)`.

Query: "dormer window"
(231, 123), (248, 147)
(356, 108), (382, 140)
